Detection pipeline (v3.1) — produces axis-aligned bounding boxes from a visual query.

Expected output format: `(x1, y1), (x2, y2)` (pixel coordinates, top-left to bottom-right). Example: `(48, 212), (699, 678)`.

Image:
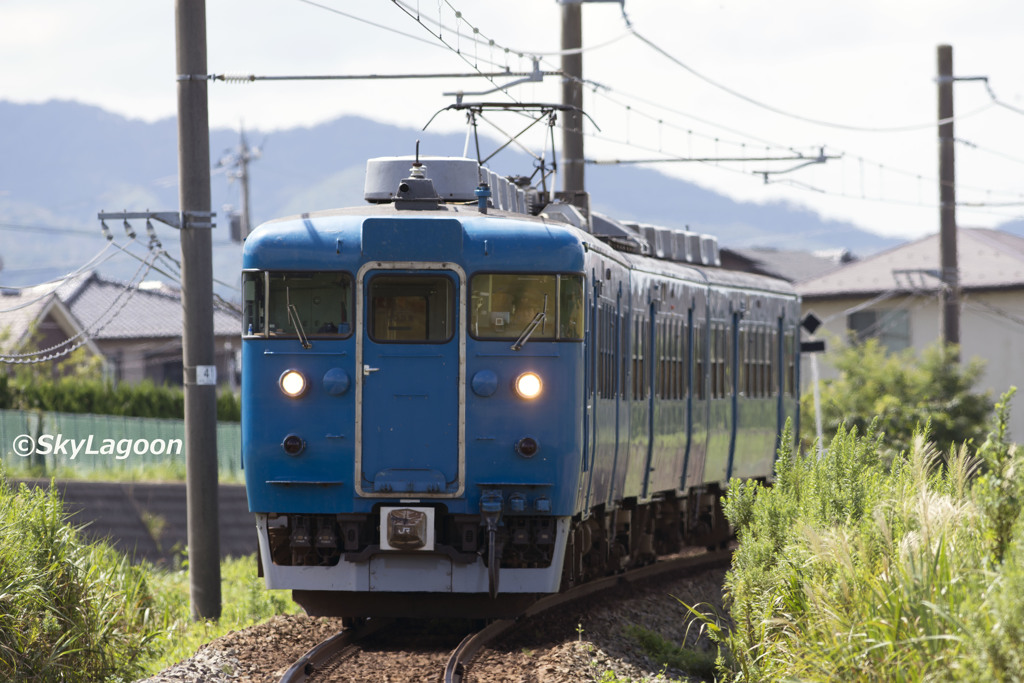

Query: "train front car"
(241, 159), (587, 619)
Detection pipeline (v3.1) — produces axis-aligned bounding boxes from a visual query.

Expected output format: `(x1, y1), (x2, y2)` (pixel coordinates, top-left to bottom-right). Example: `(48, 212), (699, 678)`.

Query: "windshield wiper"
(511, 294), (548, 351)
(285, 286), (312, 349)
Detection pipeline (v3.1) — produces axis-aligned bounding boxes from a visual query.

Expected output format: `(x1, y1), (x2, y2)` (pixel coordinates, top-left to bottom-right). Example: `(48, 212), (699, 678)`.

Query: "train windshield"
(367, 274), (454, 343)
(470, 273), (584, 341)
(243, 271), (353, 338)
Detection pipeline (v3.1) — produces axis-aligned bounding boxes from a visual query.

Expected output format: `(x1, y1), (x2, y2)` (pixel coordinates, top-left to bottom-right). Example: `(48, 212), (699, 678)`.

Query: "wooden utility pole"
(937, 44), (960, 352)
(175, 0), (221, 620)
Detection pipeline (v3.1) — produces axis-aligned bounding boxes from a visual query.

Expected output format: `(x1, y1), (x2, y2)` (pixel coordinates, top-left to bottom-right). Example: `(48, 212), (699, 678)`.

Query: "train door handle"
(363, 364), (380, 376)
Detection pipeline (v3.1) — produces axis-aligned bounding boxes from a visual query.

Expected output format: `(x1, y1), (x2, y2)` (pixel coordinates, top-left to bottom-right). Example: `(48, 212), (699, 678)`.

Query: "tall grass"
(0, 465), (299, 681)
(136, 553), (300, 675)
(0, 472), (160, 681)
(710, 389), (1024, 681)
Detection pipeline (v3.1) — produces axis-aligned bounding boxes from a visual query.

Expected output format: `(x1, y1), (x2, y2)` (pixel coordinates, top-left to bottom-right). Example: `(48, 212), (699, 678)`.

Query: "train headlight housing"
(279, 369), (307, 398)
(514, 372), (543, 400)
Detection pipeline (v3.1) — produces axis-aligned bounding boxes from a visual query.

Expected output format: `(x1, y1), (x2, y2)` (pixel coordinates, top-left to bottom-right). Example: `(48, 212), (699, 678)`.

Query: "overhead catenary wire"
(228, 1), (1024, 230)
(391, 0), (632, 58)
(558, 58), (1024, 209)
(295, 0), (447, 50)
(289, 0), (1023, 220)
(386, 1), (523, 105)
(542, 49), (1020, 214)
(625, 25), (998, 133)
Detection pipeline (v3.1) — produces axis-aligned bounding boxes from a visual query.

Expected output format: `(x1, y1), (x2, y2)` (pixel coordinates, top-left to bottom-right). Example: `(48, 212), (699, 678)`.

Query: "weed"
(623, 624), (717, 679)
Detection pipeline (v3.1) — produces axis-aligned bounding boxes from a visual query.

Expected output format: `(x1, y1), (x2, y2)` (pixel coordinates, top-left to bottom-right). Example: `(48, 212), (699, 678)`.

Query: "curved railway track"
(278, 547), (732, 683)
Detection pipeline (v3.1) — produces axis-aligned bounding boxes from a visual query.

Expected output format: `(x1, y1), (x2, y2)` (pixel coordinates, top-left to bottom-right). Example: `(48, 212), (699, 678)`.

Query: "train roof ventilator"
(363, 155), (720, 266)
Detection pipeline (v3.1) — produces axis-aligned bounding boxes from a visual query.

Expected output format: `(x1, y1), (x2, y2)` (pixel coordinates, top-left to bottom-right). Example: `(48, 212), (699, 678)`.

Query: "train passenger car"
(241, 156), (801, 619)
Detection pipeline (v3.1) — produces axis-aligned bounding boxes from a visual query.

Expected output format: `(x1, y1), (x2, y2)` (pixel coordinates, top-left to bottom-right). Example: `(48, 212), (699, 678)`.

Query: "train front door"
(355, 263), (466, 498)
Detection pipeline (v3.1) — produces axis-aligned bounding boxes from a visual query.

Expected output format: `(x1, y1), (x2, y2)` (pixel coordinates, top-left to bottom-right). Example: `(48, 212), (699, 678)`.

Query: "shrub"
(710, 391), (1023, 681)
(0, 375), (240, 422)
(0, 471), (160, 681)
(803, 339), (992, 455)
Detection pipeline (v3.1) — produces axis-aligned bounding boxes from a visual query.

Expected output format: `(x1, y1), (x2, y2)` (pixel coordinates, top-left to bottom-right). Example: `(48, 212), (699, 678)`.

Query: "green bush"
(0, 466), (298, 680)
(0, 374), (240, 422)
(710, 390), (1024, 681)
(803, 339), (993, 455)
(0, 471), (160, 681)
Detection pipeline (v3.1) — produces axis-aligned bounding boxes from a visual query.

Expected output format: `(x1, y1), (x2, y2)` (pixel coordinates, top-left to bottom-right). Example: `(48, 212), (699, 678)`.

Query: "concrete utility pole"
(175, 0), (221, 620)
(559, 0), (587, 215)
(937, 44), (961, 352)
(222, 126), (259, 242)
(559, 0), (622, 215)
(236, 128), (253, 241)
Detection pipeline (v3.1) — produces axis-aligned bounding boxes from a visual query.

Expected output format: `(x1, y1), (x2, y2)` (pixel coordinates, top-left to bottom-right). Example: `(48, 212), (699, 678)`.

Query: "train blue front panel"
(242, 211), (587, 519)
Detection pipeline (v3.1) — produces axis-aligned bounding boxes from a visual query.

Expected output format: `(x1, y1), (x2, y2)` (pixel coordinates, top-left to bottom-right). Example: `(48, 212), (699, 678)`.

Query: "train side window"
(558, 275), (585, 341)
(784, 330), (797, 397)
(264, 272), (353, 339)
(770, 328), (779, 396)
(709, 325), (719, 399)
(368, 274), (453, 343)
(693, 322), (704, 401)
(620, 312), (629, 400)
(597, 302), (616, 400)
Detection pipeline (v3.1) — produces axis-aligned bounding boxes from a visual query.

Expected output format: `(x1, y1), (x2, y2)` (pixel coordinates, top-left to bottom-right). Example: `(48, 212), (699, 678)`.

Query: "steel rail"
(278, 618), (394, 683)
(443, 547), (732, 682)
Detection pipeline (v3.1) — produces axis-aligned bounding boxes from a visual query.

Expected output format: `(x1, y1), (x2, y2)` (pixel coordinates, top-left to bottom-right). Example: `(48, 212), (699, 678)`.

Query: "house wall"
(801, 290), (1024, 442)
(961, 289), (1024, 440)
(98, 336), (240, 389)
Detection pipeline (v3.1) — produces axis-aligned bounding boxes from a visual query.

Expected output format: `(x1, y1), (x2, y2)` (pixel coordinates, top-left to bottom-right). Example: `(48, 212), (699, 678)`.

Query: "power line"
(388, 1), (525, 101)
(956, 137), (1024, 167)
(295, 0), (447, 50)
(0, 241), (119, 293)
(0, 222), (99, 236)
(626, 25), (997, 133)
(1, 246), (158, 364)
(391, 0), (632, 58)
(229, 1), (1024, 229)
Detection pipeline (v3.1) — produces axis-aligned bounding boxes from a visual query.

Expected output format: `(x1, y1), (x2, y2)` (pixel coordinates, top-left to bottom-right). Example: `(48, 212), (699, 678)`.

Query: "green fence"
(0, 409), (242, 481)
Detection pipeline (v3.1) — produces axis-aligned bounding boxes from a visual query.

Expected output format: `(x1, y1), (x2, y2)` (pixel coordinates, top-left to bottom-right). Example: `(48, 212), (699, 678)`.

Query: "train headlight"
(279, 369), (307, 398)
(514, 372), (543, 400)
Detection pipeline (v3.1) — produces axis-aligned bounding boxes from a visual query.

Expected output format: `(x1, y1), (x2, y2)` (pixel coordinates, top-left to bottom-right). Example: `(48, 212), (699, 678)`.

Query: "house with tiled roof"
(720, 246), (856, 283)
(796, 228), (1024, 440)
(1, 272), (241, 386)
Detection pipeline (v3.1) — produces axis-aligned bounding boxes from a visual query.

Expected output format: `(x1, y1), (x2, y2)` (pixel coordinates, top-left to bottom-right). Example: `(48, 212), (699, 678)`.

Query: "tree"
(802, 339), (994, 454)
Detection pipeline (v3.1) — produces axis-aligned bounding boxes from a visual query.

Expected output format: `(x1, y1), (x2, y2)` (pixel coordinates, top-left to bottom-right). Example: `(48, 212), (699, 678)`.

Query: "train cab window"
(368, 275), (454, 343)
(470, 273), (584, 341)
(246, 271), (353, 338)
(242, 271), (265, 336)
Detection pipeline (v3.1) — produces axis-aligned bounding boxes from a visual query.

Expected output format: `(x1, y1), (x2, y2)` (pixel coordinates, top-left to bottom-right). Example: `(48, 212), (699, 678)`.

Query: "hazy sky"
(4, 0), (1024, 240)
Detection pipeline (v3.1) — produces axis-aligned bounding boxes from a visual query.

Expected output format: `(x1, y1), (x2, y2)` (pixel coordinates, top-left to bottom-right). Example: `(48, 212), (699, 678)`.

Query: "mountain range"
(0, 99), (962, 297)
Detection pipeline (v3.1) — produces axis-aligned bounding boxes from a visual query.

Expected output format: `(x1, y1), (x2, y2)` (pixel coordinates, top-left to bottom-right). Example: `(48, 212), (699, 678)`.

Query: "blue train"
(242, 155), (801, 619)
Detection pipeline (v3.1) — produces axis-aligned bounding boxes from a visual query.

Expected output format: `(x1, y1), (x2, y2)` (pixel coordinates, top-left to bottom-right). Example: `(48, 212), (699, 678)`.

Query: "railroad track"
(278, 547), (731, 683)
(277, 618), (394, 683)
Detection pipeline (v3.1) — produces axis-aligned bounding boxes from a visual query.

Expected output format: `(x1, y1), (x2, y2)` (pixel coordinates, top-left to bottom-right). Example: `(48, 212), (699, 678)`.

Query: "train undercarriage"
(259, 486), (734, 619)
